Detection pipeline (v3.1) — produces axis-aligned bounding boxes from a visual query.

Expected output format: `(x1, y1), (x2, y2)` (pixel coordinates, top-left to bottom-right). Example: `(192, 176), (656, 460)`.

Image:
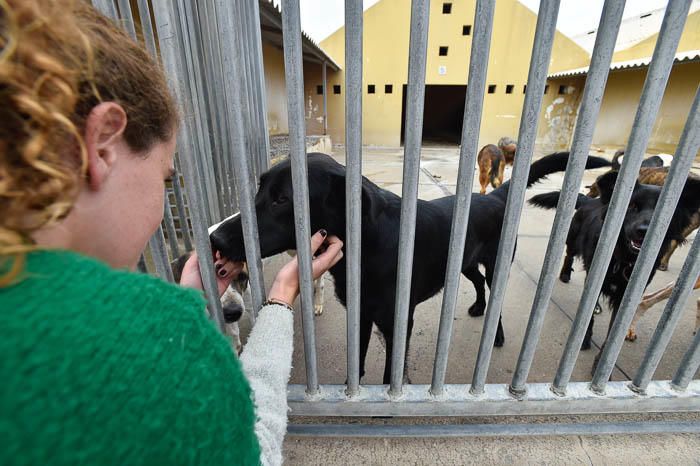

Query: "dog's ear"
(596, 171), (619, 204)
(327, 171), (385, 221)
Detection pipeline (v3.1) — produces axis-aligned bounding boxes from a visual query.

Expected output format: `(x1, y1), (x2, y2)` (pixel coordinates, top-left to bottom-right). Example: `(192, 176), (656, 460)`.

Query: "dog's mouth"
(629, 238), (643, 254)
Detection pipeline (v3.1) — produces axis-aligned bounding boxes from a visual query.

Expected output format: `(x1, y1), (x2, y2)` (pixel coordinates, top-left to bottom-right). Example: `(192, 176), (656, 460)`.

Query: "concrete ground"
(239, 145), (700, 464)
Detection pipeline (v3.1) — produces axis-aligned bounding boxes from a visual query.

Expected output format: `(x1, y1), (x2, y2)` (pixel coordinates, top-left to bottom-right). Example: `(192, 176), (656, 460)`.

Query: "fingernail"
(319, 229), (327, 237)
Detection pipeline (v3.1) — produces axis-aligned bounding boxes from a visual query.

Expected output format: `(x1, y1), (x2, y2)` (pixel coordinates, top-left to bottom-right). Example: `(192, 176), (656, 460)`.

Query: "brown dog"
(498, 137), (517, 165)
(477, 144), (506, 194)
(627, 276), (700, 341)
(587, 167), (700, 271)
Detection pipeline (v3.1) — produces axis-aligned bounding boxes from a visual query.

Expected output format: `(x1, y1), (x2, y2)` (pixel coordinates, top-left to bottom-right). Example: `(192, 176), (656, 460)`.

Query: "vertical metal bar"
(592, 87), (700, 392)
(251, 0), (271, 172)
(672, 326), (700, 391)
(152, 0), (226, 330)
(281, 0), (319, 393)
(553, 0), (692, 394)
(175, 0), (221, 225)
(92, 0), (118, 20)
(344, 0), (363, 397)
(430, 0), (495, 396)
(214, 0), (266, 319)
(148, 227), (174, 282)
(389, 0), (430, 396)
(116, 0), (137, 40)
(509, 0), (625, 396)
(198, 0), (230, 218)
(136, 0), (158, 59)
(470, 0), (561, 396)
(163, 201), (181, 258)
(172, 157), (193, 251)
(322, 61), (328, 135)
(243, 0), (264, 178)
(633, 233), (700, 392)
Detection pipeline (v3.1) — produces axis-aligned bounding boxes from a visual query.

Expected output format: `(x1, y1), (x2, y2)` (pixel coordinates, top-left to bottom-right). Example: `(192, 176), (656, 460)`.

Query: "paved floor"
(238, 145), (700, 464)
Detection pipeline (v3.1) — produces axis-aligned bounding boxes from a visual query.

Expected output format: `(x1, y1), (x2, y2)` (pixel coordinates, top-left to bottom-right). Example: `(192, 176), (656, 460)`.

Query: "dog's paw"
(468, 302), (486, 317)
(625, 329), (638, 342)
(658, 262), (669, 272)
(314, 304), (324, 316)
(494, 334), (505, 348)
(580, 339), (592, 351)
(559, 272), (571, 283)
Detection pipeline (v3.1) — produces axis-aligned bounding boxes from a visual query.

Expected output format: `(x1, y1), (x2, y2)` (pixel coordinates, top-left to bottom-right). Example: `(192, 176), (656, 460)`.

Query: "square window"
(558, 85), (568, 94)
(506, 84), (514, 94)
(442, 2), (452, 14)
(523, 84), (527, 94)
(544, 85), (549, 94)
(488, 84), (496, 94)
(462, 25), (471, 35)
(439, 46), (448, 56)
(385, 84), (393, 94)
(316, 85), (323, 95)
(368, 84), (375, 94)
(333, 85), (341, 95)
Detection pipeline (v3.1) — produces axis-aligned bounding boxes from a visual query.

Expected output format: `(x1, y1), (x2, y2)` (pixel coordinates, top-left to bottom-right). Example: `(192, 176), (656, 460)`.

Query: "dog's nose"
(635, 224), (649, 238)
(222, 302), (244, 323)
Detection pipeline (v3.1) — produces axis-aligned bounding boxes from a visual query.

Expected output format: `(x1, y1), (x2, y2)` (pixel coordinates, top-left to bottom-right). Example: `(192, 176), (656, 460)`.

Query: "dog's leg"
(479, 163), (489, 195)
(358, 313), (374, 381)
(582, 313), (594, 350)
(559, 251), (574, 283)
(658, 240), (678, 271)
(627, 281), (676, 341)
(313, 273), (325, 316)
(695, 297), (699, 335)
(224, 322), (242, 354)
(464, 267), (486, 317)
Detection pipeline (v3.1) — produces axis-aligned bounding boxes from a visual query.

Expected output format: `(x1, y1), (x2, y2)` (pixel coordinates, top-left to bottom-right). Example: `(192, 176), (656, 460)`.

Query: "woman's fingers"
(312, 235), (343, 279)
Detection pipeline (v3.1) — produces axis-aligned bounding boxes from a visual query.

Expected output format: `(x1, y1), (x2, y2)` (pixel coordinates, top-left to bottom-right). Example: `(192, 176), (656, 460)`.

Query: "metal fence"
(94, 0), (700, 436)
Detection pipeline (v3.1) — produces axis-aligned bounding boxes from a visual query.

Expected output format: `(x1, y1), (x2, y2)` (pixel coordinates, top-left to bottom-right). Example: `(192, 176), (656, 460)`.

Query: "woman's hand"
(180, 251), (244, 297)
(268, 229), (343, 306)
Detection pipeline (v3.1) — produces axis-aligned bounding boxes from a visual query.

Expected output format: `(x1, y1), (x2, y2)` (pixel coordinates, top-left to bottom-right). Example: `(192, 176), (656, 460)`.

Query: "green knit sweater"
(0, 250), (261, 465)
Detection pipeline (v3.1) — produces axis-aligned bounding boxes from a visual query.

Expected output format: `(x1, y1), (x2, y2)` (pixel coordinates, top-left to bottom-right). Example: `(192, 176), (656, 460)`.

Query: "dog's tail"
(528, 191), (592, 210)
(490, 151), (611, 200)
(489, 156), (502, 187)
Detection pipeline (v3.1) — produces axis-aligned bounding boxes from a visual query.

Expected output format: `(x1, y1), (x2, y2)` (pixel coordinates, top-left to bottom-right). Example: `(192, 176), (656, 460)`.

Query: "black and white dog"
(210, 152), (610, 383)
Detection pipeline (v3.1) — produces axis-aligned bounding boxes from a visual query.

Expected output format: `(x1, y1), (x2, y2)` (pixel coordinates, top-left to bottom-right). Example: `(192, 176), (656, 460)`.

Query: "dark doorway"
(400, 84), (467, 145)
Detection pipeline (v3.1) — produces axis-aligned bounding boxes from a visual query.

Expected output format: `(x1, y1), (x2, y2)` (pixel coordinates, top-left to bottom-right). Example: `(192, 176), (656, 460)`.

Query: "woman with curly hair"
(0, 1), (342, 464)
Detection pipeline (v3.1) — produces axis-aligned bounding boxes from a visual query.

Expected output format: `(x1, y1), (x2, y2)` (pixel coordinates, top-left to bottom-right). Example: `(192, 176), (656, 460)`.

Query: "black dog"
(530, 171), (700, 370)
(210, 152), (609, 383)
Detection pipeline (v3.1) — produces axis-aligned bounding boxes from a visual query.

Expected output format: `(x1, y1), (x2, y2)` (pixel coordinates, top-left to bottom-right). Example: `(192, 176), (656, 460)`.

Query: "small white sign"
(438, 65), (447, 75)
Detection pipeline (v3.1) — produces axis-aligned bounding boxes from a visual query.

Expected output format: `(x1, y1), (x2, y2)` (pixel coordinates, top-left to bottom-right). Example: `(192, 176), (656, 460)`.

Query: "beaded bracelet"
(262, 299), (294, 314)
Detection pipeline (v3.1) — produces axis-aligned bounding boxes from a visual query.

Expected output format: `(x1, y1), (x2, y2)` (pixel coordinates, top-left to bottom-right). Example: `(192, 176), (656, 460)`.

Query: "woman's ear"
(83, 102), (128, 191)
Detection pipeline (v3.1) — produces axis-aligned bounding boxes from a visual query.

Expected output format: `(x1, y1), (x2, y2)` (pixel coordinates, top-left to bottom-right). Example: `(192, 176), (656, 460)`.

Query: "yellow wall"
(540, 62), (700, 154)
(536, 76), (586, 151)
(592, 62), (700, 153)
(318, 0), (590, 147)
(262, 43), (290, 136)
(613, 10), (700, 62)
(264, 45), (334, 138)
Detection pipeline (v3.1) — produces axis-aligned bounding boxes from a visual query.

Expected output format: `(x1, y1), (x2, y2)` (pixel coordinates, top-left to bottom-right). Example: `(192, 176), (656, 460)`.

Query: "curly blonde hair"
(0, 0), (178, 285)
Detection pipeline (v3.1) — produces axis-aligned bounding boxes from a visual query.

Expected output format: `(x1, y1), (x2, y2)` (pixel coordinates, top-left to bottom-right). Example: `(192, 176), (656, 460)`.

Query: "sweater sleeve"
(239, 304), (294, 466)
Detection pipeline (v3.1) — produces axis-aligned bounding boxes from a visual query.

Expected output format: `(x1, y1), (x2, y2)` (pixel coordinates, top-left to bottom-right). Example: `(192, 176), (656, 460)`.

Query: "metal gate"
(93, 0), (700, 435)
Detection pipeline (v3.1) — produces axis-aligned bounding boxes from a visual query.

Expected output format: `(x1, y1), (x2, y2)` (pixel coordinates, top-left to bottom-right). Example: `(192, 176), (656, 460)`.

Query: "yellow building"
(540, 9), (700, 154)
(302, 0), (590, 148)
